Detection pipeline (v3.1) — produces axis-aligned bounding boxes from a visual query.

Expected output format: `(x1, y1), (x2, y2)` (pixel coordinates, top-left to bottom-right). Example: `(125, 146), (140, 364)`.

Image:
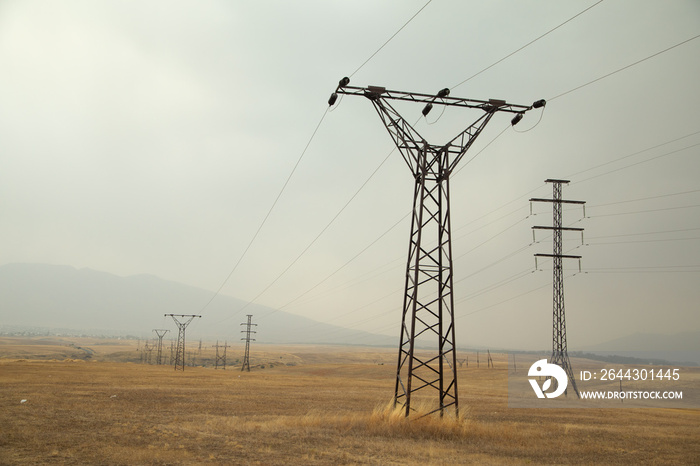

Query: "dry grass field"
(1, 337), (699, 465)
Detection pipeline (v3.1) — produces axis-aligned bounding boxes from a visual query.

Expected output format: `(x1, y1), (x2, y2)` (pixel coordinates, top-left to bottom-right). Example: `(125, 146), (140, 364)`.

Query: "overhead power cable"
(587, 189), (700, 209)
(566, 130), (700, 179)
(585, 266), (700, 274)
(277, 211), (410, 312)
(589, 204), (700, 218)
(198, 107), (330, 313)
(223, 145), (397, 321)
(549, 33), (700, 101)
(451, 0), (606, 89)
(587, 227), (700, 240)
(573, 142), (700, 185)
(587, 237), (700, 246)
(349, 0), (434, 78)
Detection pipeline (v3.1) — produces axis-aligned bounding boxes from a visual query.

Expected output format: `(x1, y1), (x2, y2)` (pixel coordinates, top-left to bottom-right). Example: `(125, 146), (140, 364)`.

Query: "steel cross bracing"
(530, 179), (585, 398)
(165, 314), (201, 371)
(330, 78), (543, 417)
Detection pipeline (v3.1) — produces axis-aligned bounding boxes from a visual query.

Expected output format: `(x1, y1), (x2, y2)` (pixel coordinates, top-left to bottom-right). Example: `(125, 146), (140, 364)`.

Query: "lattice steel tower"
(153, 329), (169, 365)
(241, 315), (256, 372)
(165, 314), (201, 371)
(329, 78), (544, 416)
(214, 340), (230, 370)
(531, 179), (585, 398)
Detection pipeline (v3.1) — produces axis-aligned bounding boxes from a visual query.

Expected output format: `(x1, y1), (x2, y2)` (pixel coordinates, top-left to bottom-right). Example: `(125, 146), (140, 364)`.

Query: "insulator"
(328, 93), (338, 106)
(511, 113), (524, 126)
(339, 77), (350, 87)
(437, 88), (450, 98)
(422, 103), (433, 117)
(533, 99), (546, 109)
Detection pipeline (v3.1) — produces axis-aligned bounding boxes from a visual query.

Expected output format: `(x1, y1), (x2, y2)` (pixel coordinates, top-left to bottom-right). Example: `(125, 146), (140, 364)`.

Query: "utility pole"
(531, 179), (585, 398)
(214, 340), (230, 370)
(240, 315), (257, 372)
(165, 314), (201, 371)
(487, 350), (494, 369)
(153, 329), (169, 366)
(329, 77), (544, 417)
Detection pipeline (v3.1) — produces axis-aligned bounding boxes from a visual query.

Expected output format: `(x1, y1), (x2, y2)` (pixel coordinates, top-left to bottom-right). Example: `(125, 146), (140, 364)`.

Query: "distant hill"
(579, 331), (700, 365)
(0, 263), (396, 346)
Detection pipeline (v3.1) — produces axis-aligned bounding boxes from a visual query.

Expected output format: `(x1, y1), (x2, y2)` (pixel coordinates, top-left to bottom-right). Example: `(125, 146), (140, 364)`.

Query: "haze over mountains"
(1, 263), (698, 362)
(0, 263), (396, 346)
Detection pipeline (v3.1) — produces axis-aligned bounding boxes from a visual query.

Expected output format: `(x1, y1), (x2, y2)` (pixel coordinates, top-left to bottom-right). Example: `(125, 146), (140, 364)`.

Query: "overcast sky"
(1, 0), (699, 349)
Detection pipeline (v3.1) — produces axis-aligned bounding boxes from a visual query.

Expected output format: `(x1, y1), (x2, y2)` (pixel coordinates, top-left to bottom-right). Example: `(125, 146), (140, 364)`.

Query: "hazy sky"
(1, 0), (699, 349)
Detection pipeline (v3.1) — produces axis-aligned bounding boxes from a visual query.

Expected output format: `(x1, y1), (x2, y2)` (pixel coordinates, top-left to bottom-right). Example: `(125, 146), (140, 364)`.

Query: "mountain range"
(0, 263), (397, 346)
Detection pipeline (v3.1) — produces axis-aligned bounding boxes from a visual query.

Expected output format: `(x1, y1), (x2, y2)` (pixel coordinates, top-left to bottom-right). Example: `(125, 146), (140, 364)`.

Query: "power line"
(587, 237), (700, 246)
(590, 204), (700, 218)
(587, 189), (700, 209)
(200, 2), (433, 320)
(565, 130), (700, 179)
(223, 144), (398, 321)
(198, 107), (330, 313)
(573, 142), (700, 185)
(452, 123), (511, 176)
(274, 183), (545, 317)
(585, 265), (700, 274)
(587, 227), (700, 240)
(283, 190), (538, 313)
(451, 0), (606, 89)
(277, 211), (410, 312)
(349, 0), (434, 78)
(549, 33), (700, 101)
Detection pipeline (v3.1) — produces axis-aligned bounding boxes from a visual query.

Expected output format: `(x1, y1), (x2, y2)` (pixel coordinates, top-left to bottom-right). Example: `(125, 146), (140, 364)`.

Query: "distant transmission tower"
(329, 77), (544, 417)
(165, 314), (201, 371)
(240, 315), (257, 372)
(214, 340), (230, 370)
(153, 329), (169, 365)
(143, 342), (154, 364)
(531, 179), (585, 398)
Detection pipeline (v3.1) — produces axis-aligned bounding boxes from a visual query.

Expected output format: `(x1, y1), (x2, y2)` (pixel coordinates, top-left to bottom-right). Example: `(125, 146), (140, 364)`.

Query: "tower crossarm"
(336, 85), (531, 114)
(530, 198), (586, 204)
(532, 226), (584, 231)
(330, 79), (544, 178)
(534, 253), (582, 259)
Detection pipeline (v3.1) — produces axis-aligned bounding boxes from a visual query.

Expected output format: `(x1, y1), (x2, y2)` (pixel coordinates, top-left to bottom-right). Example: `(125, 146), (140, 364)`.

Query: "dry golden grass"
(0, 338), (698, 464)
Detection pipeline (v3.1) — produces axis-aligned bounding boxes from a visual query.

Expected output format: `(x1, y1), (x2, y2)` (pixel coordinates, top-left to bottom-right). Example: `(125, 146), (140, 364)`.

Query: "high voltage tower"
(329, 78), (544, 417)
(531, 179), (585, 398)
(165, 314), (201, 371)
(153, 329), (169, 365)
(240, 315), (257, 372)
(214, 341), (230, 370)
(142, 342), (154, 364)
